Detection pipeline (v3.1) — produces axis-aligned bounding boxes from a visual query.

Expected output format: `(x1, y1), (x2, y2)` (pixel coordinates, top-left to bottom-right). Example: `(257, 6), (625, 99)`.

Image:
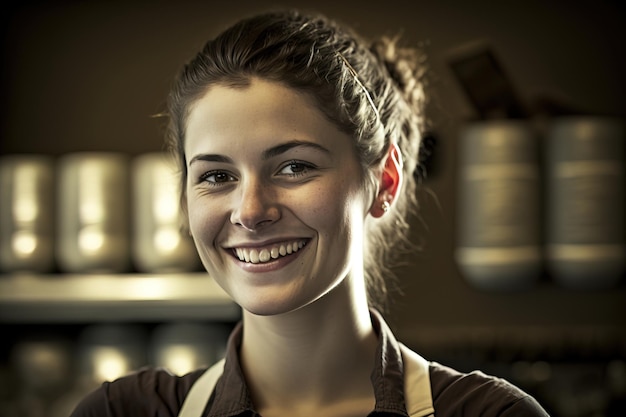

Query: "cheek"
(294, 183), (340, 221)
(300, 181), (365, 238)
(187, 196), (221, 243)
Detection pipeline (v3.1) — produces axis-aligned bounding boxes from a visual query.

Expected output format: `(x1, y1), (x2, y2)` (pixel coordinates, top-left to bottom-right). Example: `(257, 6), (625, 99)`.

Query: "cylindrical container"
(455, 121), (542, 291)
(0, 155), (55, 273)
(545, 116), (625, 289)
(75, 324), (147, 389)
(150, 323), (231, 376)
(56, 152), (130, 273)
(10, 337), (73, 416)
(48, 325), (146, 417)
(131, 152), (199, 272)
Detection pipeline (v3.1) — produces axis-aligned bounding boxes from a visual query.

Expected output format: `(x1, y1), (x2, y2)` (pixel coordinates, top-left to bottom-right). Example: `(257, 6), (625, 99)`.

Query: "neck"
(239, 276), (378, 414)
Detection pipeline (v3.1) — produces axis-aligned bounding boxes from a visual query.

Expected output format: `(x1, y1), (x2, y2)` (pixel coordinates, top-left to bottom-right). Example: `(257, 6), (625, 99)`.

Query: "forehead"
(184, 78), (355, 158)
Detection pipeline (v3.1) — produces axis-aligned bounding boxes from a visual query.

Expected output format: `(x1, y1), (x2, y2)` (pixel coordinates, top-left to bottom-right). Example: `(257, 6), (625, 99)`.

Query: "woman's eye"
(200, 171), (236, 184)
(278, 161), (314, 177)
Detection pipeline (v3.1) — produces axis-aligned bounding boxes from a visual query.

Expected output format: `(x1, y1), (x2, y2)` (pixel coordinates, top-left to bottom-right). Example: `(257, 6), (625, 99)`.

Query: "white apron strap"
(178, 346), (434, 417)
(178, 358), (225, 417)
(400, 343), (435, 417)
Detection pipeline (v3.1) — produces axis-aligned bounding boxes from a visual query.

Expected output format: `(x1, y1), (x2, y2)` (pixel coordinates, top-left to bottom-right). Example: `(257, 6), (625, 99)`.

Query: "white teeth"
(234, 240), (306, 264)
(259, 249), (271, 263)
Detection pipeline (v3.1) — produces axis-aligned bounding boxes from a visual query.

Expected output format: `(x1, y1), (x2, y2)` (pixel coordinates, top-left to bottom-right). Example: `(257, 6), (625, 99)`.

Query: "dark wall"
(2, 0), (624, 155)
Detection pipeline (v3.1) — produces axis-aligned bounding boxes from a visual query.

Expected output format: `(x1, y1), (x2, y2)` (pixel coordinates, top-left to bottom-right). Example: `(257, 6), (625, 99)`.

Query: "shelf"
(0, 273), (241, 323)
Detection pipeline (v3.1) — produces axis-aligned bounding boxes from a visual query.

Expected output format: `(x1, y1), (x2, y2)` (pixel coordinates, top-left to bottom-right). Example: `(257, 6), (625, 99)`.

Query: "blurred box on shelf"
(0, 155), (56, 273)
(56, 152), (131, 273)
(131, 152), (200, 273)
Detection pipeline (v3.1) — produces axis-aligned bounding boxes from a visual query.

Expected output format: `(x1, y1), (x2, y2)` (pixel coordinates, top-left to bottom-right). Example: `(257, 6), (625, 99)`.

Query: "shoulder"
(428, 362), (549, 417)
(69, 367), (206, 417)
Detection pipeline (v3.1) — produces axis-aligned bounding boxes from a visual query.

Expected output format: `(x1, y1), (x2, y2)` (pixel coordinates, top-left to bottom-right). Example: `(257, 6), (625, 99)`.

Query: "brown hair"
(166, 9), (427, 311)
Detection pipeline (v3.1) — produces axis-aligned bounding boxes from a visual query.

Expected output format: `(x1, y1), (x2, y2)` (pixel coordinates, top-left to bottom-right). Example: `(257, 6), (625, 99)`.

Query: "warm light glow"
(159, 345), (198, 375)
(154, 226), (181, 253)
(153, 164), (180, 223)
(11, 231), (37, 256)
(79, 163), (106, 223)
(127, 277), (170, 299)
(13, 165), (39, 223)
(91, 347), (130, 382)
(14, 200), (38, 224)
(79, 226), (105, 253)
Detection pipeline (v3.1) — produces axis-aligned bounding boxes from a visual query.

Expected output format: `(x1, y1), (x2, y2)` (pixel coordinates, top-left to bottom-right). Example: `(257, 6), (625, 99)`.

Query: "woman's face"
(184, 78), (373, 316)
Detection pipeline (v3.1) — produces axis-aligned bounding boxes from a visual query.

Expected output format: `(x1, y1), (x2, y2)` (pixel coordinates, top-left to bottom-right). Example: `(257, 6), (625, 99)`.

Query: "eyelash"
(199, 170), (235, 185)
(278, 160), (315, 178)
(197, 160), (316, 186)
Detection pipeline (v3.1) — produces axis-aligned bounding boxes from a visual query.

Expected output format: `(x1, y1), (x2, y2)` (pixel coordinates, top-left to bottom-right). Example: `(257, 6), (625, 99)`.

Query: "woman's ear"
(370, 143), (403, 218)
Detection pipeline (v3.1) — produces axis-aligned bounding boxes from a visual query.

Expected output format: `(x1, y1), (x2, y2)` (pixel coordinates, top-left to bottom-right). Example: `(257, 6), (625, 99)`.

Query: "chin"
(238, 292), (321, 317)
(240, 300), (302, 317)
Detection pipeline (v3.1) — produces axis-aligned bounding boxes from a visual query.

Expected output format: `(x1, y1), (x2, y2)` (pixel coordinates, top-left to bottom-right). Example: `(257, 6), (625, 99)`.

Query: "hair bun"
(370, 36), (427, 122)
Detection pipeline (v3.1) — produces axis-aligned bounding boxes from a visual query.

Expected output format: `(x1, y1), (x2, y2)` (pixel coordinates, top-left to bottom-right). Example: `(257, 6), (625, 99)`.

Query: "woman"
(71, 9), (549, 417)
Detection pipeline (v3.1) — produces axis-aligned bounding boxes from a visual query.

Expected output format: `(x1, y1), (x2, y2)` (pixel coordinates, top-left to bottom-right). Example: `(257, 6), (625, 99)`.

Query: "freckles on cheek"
(187, 203), (216, 240)
(308, 186), (333, 217)
(318, 200), (350, 234)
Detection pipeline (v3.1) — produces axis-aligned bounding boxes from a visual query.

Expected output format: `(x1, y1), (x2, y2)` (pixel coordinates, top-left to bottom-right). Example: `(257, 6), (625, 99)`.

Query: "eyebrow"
(262, 140), (331, 159)
(189, 140), (331, 166)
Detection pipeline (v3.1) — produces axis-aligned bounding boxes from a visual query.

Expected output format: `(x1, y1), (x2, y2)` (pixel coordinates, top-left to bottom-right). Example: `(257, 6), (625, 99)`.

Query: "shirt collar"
(207, 309), (410, 417)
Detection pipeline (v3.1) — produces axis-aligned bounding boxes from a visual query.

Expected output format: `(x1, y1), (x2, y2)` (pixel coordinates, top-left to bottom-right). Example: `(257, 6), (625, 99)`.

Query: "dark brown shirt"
(70, 311), (549, 416)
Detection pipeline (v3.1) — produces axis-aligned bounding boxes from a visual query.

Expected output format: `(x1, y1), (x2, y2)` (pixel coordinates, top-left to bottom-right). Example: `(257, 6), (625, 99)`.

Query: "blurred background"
(1, 0), (625, 416)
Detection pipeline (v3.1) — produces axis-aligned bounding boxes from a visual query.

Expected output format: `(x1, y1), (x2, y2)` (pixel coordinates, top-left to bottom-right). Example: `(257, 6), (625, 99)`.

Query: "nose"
(230, 179), (280, 231)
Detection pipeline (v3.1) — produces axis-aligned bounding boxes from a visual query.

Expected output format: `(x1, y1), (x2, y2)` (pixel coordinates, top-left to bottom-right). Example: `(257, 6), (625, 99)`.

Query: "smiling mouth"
(232, 240), (308, 264)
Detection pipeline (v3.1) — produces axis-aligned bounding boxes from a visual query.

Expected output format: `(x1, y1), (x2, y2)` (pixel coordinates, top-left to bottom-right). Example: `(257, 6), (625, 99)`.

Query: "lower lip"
(230, 243), (309, 273)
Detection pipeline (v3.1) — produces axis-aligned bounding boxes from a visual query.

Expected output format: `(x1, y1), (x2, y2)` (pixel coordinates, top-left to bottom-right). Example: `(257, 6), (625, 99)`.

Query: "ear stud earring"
(381, 200), (390, 213)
